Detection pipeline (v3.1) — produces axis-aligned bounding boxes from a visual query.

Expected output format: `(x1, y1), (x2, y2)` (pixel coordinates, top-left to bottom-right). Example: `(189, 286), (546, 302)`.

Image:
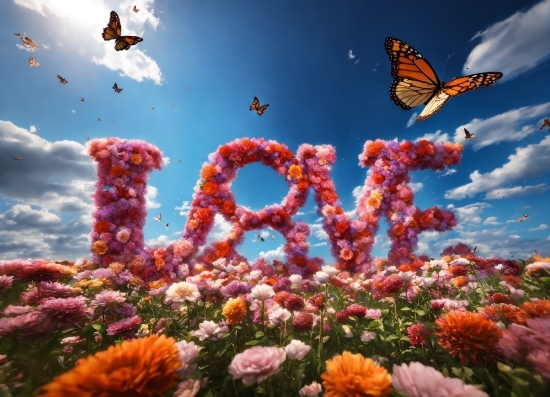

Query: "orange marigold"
(450, 275), (469, 288)
(131, 153), (142, 165)
(200, 164), (217, 180)
(288, 164), (303, 179)
(435, 310), (503, 366)
(92, 240), (108, 256)
(518, 299), (550, 321)
(202, 181), (218, 195)
(223, 297), (247, 325)
(321, 351), (392, 397)
(39, 335), (181, 397)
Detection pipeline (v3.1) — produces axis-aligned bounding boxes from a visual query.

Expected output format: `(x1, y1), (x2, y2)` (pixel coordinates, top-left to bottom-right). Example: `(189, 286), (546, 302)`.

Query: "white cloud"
(310, 224), (328, 240)
(162, 156), (170, 166)
(406, 112), (419, 128)
(484, 184), (549, 200)
(465, 0), (550, 81)
(452, 202), (493, 225)
(145, 185), (161, 208)
(410, 182), (423, 193)
(145, 234), (174, 248)
(348, 50), (355, 59)
(71, 110), (75, 113)
(208, 214), (233, 242)
(416, 130), (450, 143)
(258, 245), (286, 263)
(13, 0), (163, 85)
(29, 125), (36, 133)
(176, 200), (191, 217)
(439, 169), (456, 177)
(483, 216), (500, 225)
(455, 102), (550, 151)
(445, 135), (550, 199)
(528, 224), (549, 231)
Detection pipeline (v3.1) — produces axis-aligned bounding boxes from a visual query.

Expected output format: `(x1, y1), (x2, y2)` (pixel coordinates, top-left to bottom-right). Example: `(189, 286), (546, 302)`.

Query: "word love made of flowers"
(88, 137), (462, 281)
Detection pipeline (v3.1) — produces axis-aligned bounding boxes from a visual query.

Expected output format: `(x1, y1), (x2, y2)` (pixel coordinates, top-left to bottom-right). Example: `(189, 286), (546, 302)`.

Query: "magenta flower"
(407, 323), (430, 346)
(228, 346), (286, 386)
(346, 304), (367, 318)
(37, 296), (89, 329)
(106, 315), (141, 336)
(90, 290), (126, 308)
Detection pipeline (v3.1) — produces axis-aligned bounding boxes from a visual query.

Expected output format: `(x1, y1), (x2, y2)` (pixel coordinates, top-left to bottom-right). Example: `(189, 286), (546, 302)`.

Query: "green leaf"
(414, 309), (426, 316)
(91, 323), (103, 331)
(400, 307), (411, 311)
(540, 277), (550, 283)
(244, 340), (263, 346)
(255, 331), (264, 338)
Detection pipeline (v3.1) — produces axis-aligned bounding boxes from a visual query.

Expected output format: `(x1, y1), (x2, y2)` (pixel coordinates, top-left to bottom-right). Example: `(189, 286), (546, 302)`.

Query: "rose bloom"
(435, 310), (503, 366)
(284, 340), (312, 361)
(39, 335), (181, 397)
(228, 346), (286, 386)
(223, 297), (247, 325)
(392, 362), (489, 397)
(321, 351), (392, 397)
(166, 281), (200, 303)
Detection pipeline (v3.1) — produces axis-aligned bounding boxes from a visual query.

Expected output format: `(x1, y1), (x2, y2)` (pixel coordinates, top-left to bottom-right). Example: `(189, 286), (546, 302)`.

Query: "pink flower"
(90, 290), (126, 307)
(346, 304), (367, 318)
(299, 381), (323, 396)
(335, 310), (349, 324)
(284, 340), (311, 361)
(175, 340), (203, 380)
(116, 227), (131, 243)
(0, 275), (14, 292)
(106, 315), (141, 335)
(228, 346), (286, 386)
(382, 274), (405, 293)
(174, 379), (201, 397)
(0, 311), (51, 339)
(192, 320), (225, 341)
(37, 296), (89, 329)
(392, 362), (489, 397)
(407, 323), (430, 346)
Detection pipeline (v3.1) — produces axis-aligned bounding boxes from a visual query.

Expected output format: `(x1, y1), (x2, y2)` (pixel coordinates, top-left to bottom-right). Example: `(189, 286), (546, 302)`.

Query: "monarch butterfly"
(471, 245), (477, 254)
(518, 214), (529, 222)
(154, 214), (162, 221)
(464, 128), (476, 139)
(540, 117), (550, 132)
(385, 37), (503, 122)
(28, 57), (40, 67)
(113, 82), (123, 93)
(57, 75), (68, 84)
(15, 33), (40, 51)
(249, 96), (269, 116)
(133, 5), (139, 12)
(102, 11), (143, 51)
(257, 234), (265, 242)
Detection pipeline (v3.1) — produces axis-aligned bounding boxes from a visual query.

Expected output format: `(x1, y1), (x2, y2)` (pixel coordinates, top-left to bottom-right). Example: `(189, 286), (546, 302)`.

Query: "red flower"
(346, 304), (367, 318)
(293, 312), (313, 332)
(382, 274), (405, 294)
(407, 323), (430, 346)
(336, 310), (350, 324)
(284, 294), (305, 311)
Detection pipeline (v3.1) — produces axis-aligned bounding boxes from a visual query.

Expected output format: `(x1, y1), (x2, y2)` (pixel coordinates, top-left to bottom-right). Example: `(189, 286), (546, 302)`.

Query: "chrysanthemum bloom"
(335, 310), (350, 324)
(382, 274), (405, 293)
(392, 362), (489, 397)
(346, 304), (367, 318)
(487, 292), (512, 304)
(451, 276), (469, 288)
(228, 346), (286, 386)
(166, 281), (200, 303)
(222, 297), (247, 325)
(518, 300), (550, 321)
(93, 240), (108, 256)
(293, 311), (314, 332)
(284, 293), (305, 311)
(90, 290), (126, 308)
(435, 310), (503, 366)
(273, 291), (291, 306)
(284, 340), (311, 361)
(321, 351), (392, 397)
(407, 323), (430, 346)
(39, 335), (181, 397)
(38, 296), (89, 330)
(250, 284), (275, 301)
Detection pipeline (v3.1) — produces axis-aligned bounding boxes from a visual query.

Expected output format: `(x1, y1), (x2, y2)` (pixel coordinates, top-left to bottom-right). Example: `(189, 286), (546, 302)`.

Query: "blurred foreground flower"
(321, 351), (392, 397)
(228, 346), (286, 386)
(38, 335), (181, 397)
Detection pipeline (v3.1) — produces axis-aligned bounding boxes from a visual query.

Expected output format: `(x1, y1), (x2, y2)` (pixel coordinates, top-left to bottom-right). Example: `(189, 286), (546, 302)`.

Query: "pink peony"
(392, 362), (489, 397)
(228, 346), (286, 386)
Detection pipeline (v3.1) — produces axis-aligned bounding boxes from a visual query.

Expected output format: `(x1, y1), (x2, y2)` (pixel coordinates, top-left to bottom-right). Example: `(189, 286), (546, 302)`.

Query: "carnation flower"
(382, 274), (405, 293)
(166, 281), (200, 303)
(228, 346), (286, 386)
(293, 311), (314, 332)
(392, 362), (489, 397)
(284, 340), (311, 361)
(407, 323), (430, 346)
(39, 335), (181, 397)
(335, 310), (350, 324)
(222, 297), (247, 325)
(321, 351), (392, 397)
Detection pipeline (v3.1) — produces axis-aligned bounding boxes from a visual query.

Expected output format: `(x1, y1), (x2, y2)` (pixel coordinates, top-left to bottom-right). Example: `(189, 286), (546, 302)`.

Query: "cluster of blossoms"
(86, 137), (462, 279)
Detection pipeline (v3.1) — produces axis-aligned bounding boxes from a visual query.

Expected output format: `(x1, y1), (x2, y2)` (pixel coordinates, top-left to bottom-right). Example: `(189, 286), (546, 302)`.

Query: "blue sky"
(0, 0), (549, 264)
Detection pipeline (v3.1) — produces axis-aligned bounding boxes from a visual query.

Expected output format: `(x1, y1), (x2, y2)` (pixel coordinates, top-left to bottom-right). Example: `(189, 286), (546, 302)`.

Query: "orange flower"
(288, 164), (303, 179)
(339, 247), (354, 261)
(435, 310), (503, 366)
(39, 335), (181, 397)
(371, 173), (385, 184)
(450, 275), (468, 288)
(222, 200), (236, 215)
(321, 351), (392, 397)
(335, 221), (348, 234)
(110, 164), (125, 177)
(202, 181), (218, 195)
(200, 164), (217, 180)
(92, 240), (108, 256)
(518, 299), (550, 321)
(365, 141), (385, 158)
(223, 297), (247, 325)
(131, 153), (142, 165)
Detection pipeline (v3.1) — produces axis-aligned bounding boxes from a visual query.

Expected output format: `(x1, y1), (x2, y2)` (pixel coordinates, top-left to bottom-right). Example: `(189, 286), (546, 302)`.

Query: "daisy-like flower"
(222, 297), (247, 325)
(249, 284), (275, 301)
(39, 335), (181, 397)
(90, 290), (126, 308)
(392, 362), (489, 397)
(228, 346), (286, 386)
(284, 340), (311, 361)
(321, 351), (392, 397)
(166, 281), (201, 303)
(192, 320), (225, 341)
(435, 310), (503, 366)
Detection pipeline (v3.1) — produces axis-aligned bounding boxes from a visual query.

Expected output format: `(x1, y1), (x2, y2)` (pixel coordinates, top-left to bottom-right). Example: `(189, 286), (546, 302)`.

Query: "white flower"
(299, 381), (323, 397)
(192, 320), (224, 341)
(371, 355), (389, 363)
(342, 325), (353, 338)
(285, 340), (312, 361)
(361, 330), (377, 342)
(268, 306), (291, 324)
(313, 271), (330, 284)
(250, 284), (275, 301)
(166, 281), (200, 303)
(175, 340), (203, 379)
(321, 266), (339, 277)
(289, 274), (302, 286)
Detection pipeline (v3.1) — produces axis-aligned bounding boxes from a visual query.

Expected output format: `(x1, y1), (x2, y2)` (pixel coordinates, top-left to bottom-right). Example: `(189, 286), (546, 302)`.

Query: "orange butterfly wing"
(256, 104), (269, 116)
(102, 11), (122, 41)
(249, 96), (260, 111)
(29, 57), (40, 67)
(442, 72), (503, 97)
(114, 36), (143, 51)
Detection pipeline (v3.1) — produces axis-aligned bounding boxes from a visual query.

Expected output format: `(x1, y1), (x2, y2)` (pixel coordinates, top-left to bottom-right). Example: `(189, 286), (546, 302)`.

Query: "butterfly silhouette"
(154, 214), (162, 221)
(12, 157), (22, 161)
(102, 11), (143, 51)
(385, 37), (502, 122)
(133, 5), (140, 12)
(518, 214), (529, 222)
(113, 82), (123, 93)
(179, 159), (183, 163)
(15, 33), (40, 51)
(80, 97), (85, 101)
(171, 102), (175, 106)
(249, 97), (269, 116)
(28, 57), (40, 67)
(540, 118), (550, 132)
(57, 75), (68, 84)
(271, 234), (275, 240)
(97, 117), (101, 121)
(164, 223), (169, 229)
(471, 245), (477, 254)
(257, 233), (265, 242)
(151, 107), (154, 110)
(464, 128), (476, 139)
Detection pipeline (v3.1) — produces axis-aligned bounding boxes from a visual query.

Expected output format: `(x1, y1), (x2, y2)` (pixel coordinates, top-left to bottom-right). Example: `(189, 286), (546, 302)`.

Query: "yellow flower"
(92, 240), (108, 256)
(39, 335), (181, 397)
(288, 164), (303, 180)
(321, 351), (392, 397)
(131, 153), (142, 165)
(223, 297), (247, 325)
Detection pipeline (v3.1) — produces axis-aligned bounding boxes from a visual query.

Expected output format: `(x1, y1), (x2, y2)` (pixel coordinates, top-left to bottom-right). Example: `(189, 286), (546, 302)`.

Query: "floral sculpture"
(88, 137), (462, 279)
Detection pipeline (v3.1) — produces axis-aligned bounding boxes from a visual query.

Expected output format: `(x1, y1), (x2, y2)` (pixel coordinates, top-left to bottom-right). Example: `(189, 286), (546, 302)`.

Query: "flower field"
(0, 250), (549, 397)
